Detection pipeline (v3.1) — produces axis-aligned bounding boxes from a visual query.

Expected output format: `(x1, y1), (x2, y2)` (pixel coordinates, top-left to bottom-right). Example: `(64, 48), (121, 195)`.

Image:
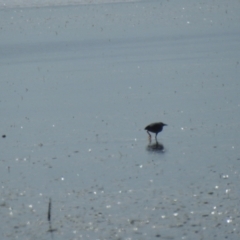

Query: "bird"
(145, 122), (167, 141)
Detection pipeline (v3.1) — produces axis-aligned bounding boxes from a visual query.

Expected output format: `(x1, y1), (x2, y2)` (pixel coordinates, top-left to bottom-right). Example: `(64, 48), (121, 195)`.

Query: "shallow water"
(1, 1), (240, 239)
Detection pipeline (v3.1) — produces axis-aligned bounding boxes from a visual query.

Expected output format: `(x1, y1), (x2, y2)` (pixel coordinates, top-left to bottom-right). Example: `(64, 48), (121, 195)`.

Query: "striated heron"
(145, 122), (167, 141)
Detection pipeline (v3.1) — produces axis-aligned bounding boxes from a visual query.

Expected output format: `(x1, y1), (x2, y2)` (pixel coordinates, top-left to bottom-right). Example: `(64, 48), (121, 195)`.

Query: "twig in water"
(47, 198), (57, 233)
(48, 198), (51, 222)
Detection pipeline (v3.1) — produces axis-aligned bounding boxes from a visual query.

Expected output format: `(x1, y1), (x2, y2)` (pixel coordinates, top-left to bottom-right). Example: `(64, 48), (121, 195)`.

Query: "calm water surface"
(0, 1), (240, 239)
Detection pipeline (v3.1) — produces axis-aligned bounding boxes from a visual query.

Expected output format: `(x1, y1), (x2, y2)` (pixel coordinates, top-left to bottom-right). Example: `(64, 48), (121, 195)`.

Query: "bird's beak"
(164, 123), (168, 126)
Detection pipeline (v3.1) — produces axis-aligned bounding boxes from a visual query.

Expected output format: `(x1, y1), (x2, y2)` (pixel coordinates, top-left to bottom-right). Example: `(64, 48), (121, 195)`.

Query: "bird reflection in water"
(146, 139), (165, 152)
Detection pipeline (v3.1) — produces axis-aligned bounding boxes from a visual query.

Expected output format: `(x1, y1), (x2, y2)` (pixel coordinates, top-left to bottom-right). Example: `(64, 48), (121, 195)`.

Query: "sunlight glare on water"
(0, 0), (240, 239)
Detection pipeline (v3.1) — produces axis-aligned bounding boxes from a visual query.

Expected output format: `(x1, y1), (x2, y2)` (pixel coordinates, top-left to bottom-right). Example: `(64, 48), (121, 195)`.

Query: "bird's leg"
(155, 133), (158, 142)
(147, 131), (152, 142)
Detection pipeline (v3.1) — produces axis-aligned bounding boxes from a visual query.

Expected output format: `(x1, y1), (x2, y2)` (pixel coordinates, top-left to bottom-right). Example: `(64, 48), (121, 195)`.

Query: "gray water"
(1, 1), (240, 239)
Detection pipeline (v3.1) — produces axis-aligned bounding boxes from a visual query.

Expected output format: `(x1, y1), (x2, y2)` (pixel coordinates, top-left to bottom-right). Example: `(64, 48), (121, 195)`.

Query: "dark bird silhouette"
(145, 122), (167, 141)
